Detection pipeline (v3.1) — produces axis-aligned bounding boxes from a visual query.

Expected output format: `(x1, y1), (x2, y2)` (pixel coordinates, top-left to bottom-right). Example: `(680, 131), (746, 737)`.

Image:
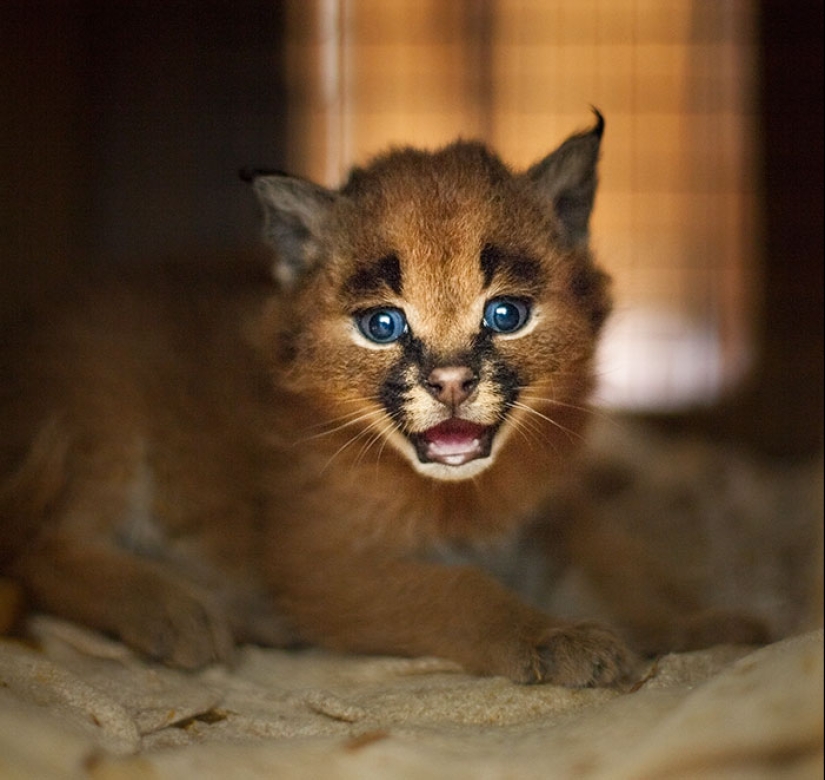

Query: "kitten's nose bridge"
(425, 366), (479, 408)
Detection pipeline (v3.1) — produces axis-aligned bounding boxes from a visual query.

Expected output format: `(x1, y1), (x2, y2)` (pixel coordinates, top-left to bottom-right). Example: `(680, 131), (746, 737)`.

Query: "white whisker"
(296, 408), (385, 444)
(374, 415), (402, 465)
(320, 418), (386, 473)
(510, 401), (584, 445)
(298, 394), (384, 428)
(507, 414), (552, 451)
(355, 418), (399, 468)
(520, 392), (617, 427)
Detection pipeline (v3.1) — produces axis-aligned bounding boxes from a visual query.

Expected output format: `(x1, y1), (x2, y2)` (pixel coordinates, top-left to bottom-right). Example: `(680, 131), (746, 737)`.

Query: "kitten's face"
(255, 123), (610, 481)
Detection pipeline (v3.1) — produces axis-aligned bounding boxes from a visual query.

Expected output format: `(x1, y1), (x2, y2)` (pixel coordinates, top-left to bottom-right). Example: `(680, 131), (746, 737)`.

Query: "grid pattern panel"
(284, 0), (759, 409)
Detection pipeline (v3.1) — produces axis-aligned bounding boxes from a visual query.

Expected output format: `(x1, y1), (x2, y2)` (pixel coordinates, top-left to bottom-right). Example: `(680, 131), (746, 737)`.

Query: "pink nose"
(426, 366), (478, 407)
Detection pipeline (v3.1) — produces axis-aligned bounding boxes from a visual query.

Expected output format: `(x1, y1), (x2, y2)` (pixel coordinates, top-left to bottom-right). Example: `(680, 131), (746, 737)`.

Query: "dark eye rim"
(482, 296), (532, 334)
(355, 306), (408, 344)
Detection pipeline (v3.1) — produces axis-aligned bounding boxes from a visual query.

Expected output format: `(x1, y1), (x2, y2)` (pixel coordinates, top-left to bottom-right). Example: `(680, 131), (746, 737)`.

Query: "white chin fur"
(411, 456), (496, 482)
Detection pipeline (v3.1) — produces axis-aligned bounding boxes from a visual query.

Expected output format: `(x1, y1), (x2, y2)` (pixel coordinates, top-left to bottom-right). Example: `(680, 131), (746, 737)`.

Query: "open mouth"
(411, 419), (494, 466)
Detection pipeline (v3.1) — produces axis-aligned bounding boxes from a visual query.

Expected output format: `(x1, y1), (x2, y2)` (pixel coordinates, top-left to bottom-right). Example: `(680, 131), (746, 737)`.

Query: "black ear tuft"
(589, 107), (605, 140)
(247, 172), (337, 288)
(239, 167), (291, 183)
(525, 109), (605, 247)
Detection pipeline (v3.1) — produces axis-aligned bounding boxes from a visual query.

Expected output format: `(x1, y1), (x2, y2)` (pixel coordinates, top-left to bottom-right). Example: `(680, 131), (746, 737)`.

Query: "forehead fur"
(342, 141), (511, 198)
(333, 142), (562, 305)
(340, 141), (552, 241)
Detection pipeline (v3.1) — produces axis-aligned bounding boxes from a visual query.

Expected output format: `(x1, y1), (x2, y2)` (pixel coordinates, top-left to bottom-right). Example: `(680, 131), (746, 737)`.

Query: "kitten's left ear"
(242, 169), (337, 288)
(525, 109), (604, 247)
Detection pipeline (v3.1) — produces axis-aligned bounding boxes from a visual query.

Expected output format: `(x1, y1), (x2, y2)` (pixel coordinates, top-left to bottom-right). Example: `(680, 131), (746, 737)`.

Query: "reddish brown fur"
(0, 117), (634, 685)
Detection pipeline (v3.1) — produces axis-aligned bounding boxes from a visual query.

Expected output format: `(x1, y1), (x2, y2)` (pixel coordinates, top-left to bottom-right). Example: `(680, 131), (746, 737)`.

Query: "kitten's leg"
(13, 537), (235, 668)
(559, 520), (771, 654)
(4, 425), (235, 668)
(273, 553), (636, 686)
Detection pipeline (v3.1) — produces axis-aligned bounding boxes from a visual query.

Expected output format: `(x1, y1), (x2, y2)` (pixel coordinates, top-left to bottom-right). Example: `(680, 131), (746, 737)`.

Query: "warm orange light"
(284, 0), (760, 410)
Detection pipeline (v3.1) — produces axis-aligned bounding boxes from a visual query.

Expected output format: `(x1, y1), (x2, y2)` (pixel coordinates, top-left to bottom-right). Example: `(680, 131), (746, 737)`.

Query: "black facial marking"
(571, 266), (596, 299)
(345, 253), (403, 298)
(480, 243), (545, 292)
(480, 244), (504, 288)
(471, 327), (496, 360)
(472, 331), (523, 408)
(376, 322), (524, 444)
(378, 368), (410, 428)
(402, 334), (427, 366)
(491, 359), (523, 410)
(571, 265), (610, 332)
(376, 334), (424, 428)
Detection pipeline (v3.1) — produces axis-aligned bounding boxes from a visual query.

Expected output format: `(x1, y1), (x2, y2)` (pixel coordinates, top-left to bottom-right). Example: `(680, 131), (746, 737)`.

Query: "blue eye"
(357, 307), (408, 344)
(483, 298), (531, 334)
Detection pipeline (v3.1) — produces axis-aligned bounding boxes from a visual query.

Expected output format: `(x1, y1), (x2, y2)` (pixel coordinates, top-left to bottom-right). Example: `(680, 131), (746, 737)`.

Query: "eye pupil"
(484, 298), (529, 333)
(491, 303), (519, 331)
(358, 308), (407, 343)
(369, 312), (396, 340)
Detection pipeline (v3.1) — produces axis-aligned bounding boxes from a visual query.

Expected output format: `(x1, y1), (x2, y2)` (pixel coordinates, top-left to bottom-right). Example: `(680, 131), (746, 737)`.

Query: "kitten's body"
(1, 116), (634, 684)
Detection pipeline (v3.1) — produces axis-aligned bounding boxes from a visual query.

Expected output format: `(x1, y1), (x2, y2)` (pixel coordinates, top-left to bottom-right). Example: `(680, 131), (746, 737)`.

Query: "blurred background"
(1, 0), (822, 458)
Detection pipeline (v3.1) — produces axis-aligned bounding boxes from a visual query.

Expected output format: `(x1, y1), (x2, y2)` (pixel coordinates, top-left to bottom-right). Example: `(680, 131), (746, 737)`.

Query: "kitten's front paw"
(118, 584), (235, 669)
(526, 623), (636, 687)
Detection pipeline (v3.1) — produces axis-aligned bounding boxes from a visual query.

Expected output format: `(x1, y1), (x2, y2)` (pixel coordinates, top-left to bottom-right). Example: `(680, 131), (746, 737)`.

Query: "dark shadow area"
(2, 0), (822, 457)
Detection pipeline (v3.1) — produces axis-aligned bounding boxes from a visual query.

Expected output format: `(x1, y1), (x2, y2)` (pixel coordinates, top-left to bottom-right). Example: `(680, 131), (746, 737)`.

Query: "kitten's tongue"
(421, 419), (489, 466)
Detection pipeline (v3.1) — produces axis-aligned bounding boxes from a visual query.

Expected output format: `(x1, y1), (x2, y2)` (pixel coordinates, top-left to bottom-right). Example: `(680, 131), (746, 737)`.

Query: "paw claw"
(118, 585), (235, 669)
(532, 623), (636, 687)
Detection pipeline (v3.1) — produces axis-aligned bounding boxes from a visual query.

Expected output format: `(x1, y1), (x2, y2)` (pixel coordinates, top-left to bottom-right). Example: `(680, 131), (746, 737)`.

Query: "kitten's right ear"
(242, 169), (337, 288)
